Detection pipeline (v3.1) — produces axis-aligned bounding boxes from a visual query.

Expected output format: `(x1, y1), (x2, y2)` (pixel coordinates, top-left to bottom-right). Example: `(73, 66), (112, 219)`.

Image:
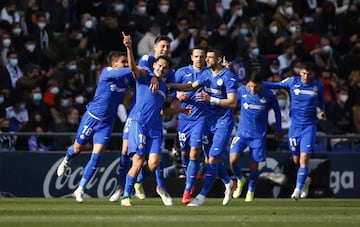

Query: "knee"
(147, 159), (160, 172)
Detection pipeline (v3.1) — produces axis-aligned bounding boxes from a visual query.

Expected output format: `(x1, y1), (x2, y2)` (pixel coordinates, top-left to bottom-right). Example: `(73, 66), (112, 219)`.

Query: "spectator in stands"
(273, 0), (301, 32)
(230, 20), (256, 59)
(263, 58), (281, 82)
(16, 111), (51, 152)
(341, 3), (360, 45)
(128, 0), (151, 47)
(15, 63), (47, 96)
(177, 0), (203, 29)
(45, 22), (87, 64)
(167, 16), (193, 65)
(53, 107), (80, 151)
(313, 1), (342, 36)
(31, 12), (53, 53)
(5, 95), (29, 132)
(10, 22), (24, 50)
(26, 85), (54, 131)
(153, 0), (176, 35)
(208, 22), (232, 58)
(203, 0), (226, 34)
(75, 0), (107, 22)
(318, 69), (339, 109)
(80, 12), (100, 58)
(222, 0), (247, 34)
(0, 90), (10, 118)
(242, 39), (266, 80)
(0, 50), (23, 94)
(24, 0), (42, 34)
(257, 19), (286, 56)
(0, 0), (21, 25)
(49, 0), (71, 33)
(278, 41), (297, 75)
(1, 32), (16, 66)
(18, 35), (47, 69)
(327, 85), (355, 134)
(0, 117), (16, 152)
(137, 19), (161, 57)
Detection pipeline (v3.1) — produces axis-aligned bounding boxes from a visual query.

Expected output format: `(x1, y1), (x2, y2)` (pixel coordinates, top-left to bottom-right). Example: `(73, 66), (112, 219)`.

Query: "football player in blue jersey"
(109, 35), (176, 204)
(186, 48), (239, 206)
(121, 33), (191, 206)
(56, 51), (150, 203)
(264, 62), (325, 200)
(230, 71), (282, 202)
(173, 46), (208, 204)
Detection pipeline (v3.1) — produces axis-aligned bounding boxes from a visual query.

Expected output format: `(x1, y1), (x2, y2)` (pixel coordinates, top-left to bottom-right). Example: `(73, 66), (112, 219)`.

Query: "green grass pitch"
(1, 198), (360, 227)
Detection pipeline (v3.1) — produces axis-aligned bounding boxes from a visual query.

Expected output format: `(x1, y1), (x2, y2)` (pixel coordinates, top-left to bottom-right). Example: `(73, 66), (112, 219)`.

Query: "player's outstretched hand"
(122, 31), (132, 48)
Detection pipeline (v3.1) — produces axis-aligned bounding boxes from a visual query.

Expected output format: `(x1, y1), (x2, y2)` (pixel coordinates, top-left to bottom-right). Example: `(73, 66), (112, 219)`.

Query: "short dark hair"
(154, 35), (171, 44)
(207, 48), (223, 59)
(107, 51), (127, 65)
(155, 55), (172, 68)
(249, 71), (264, 83)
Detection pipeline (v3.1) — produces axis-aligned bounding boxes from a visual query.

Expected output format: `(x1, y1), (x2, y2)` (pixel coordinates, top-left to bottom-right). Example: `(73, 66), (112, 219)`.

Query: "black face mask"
(7, 10), (15, 15)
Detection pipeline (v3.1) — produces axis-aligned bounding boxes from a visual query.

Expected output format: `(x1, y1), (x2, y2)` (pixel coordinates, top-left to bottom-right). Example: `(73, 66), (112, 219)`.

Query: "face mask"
(293, 67), (301, 74)
(25, 44), (36, 52)
(159, 5), (169, 13)
(37, 22), (46, 30)
(68, 64), (77, 71)
(278, 99), (286, 109)
(289, 26), (297, 34)
(240, 28), (249, 36)
(285, 7), (293, 17)
(50, 86), (59, 95)
(322, 45), (332, 54)
(137, 6), (147, 15)
(75, 33), (83, 40)
(270, 68), (279, 74)
(339, 94), (348, 103)
(69, 119), (77, 124)
(236, 9), (243, 17)
(2, 38), (11, 47)
(270, 25), (278, 34)
(75, 96), (85, 104)
(12, 28), (21, 36)
(9, 59), (18, 67)
(114, 4), (124, 12)
(0, 96), (4, 104)
(19, 104), (26, 110)
(90, 64), (97, 71)
(219, 30), (227, 36)
(33, 92), (43, 101)
(251, 48), (259, 57)
(84, 20), (93, 29)
(61, 99), (70, 107)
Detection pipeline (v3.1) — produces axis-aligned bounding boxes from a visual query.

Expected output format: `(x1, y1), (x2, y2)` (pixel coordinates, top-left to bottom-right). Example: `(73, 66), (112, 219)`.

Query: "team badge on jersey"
(217, 78), (223, 86)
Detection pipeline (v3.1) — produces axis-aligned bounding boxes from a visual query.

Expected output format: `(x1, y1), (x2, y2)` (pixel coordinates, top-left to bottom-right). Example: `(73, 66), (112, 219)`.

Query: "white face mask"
(339, 94), (348, 103)
(37, 22), (46, 30)
(159, 5), (169, 13)
(26, 44), (36, 52)
(285, 7), (293, 17)
(75, 96), (85, 104)
(270, 25), (278, 34)
(84, 20), (93, 29)
(2, 38), (11, 47)
(12, 28), (21, 36)
(50, 86), (59, 95)
(289, 26), (297, 34)
(137, 6), (147, 15)
(322, 45), (332, 54)
(236, 9), (243, 17)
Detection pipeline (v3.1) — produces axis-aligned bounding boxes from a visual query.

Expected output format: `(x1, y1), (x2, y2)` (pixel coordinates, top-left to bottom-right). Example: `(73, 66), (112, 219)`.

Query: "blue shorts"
(230, 135), (266, 163)
(128, 120), (163, 157)
(203, 124), (233, 158)
(122, 117), (132, 140)
(178, 118), (206, 152)
(76, 111), (113, 146)
(288, 124), (317, 155)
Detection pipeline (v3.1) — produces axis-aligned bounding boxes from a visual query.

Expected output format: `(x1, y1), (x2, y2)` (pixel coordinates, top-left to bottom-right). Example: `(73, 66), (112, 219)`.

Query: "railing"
(0, 132), (359, 152)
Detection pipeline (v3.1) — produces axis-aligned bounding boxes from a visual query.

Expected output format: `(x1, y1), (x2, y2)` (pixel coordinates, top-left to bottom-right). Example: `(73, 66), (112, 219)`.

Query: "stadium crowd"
(0, 0), (360, 153)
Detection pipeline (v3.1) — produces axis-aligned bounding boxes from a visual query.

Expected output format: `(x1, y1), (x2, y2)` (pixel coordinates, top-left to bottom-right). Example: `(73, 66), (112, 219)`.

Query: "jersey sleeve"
(263, 77), (292, 89)
(225, 71), (239, 94)
(103, 67), (132, 80)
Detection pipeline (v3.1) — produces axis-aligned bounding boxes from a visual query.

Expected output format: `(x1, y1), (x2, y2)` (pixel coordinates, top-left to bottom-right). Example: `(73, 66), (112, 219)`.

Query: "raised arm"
(122, 32), (143, 78)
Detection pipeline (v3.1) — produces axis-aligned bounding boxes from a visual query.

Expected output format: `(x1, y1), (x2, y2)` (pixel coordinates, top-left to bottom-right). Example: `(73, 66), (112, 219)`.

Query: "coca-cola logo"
(43, 157), (120, 198)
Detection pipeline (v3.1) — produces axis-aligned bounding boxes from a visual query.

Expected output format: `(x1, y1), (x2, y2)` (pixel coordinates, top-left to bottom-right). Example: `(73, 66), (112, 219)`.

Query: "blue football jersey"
(86, 67), (133, 122)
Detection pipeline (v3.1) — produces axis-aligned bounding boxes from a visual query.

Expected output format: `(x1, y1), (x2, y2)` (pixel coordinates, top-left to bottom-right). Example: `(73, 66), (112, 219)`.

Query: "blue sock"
(136, 167), (144, 183)
(155, 160), (164, 189)
(217, 161), (231, 184)
(123, 174), (136, 199)
(185, 159), (200, 192)
(65, 145), (76, 162)
(181, 154), (189, 175)
(231, 161), (243, 180)
(79, 153), (100, 188)
(248, 169), (260, 193)
(199, 163), (218, 196)
(296, 167), (309, 190)
(118, 154), (130, 188)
